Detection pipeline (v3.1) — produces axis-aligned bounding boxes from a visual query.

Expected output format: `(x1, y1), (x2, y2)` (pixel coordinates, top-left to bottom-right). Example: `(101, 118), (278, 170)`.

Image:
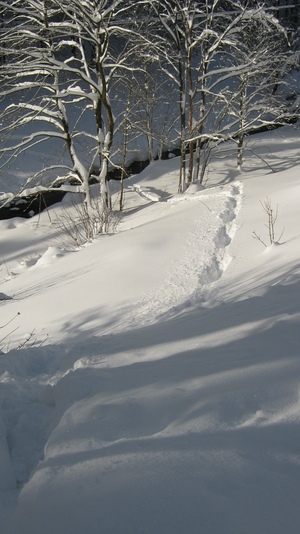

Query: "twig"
(0, 326), (20, 347)
(252, 230), (267, 247)
(17, 330), (35, 350)
(0, 312), (20, 329)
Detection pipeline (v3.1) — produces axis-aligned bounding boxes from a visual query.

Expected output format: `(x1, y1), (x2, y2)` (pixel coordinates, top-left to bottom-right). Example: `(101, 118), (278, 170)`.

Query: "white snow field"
(0, 127), (300, 533)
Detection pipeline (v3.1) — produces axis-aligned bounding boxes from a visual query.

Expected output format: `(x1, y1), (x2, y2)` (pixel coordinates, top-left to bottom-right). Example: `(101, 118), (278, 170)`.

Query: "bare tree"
(0, 0), (143, 210)
(151, 1), (260, 190)
(150, 0), (188, 191)
(149, 1), (294, 190)
(0, 0), (294, 213)
(226, 7), (290, 169)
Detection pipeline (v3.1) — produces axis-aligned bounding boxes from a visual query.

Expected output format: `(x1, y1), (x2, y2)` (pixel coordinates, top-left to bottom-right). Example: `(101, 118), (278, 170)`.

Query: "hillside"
(0, 126), (300, 533)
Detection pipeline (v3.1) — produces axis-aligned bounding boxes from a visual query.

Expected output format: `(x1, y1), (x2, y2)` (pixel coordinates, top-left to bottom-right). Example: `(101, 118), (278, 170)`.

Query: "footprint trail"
(123, 181), (243, 329)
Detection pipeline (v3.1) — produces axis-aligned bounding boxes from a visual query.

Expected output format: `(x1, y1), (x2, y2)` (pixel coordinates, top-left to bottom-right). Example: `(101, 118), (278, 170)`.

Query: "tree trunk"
(178, 49), (187, 193)
(237, 77), (247, 170)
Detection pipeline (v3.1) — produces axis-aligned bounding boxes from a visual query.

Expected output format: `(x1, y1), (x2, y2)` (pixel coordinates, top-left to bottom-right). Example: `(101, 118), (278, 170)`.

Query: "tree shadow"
(2, 262), (300, 534)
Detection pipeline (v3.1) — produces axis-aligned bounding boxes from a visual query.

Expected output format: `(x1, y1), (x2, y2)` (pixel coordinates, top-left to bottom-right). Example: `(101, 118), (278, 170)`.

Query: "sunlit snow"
(0, 127), (300, 534)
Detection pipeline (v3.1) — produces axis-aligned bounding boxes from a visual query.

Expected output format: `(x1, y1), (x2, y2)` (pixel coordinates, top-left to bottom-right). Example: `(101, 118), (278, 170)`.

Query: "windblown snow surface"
(0, 127), (300, 533)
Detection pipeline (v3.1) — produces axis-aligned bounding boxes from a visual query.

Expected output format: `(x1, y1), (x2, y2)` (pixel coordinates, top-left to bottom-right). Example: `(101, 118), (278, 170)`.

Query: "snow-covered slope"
(0, 127), (300, 533)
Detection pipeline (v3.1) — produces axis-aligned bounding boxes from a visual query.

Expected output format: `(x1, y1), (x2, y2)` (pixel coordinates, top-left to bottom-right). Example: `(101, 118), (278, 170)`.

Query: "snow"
(0, 126), (300, 533)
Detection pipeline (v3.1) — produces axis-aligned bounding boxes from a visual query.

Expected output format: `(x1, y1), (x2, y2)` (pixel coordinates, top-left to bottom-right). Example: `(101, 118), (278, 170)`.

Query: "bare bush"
(0, 312), (20, 352)
(253, 198), (285, 247)
(55, 198), (119, 249)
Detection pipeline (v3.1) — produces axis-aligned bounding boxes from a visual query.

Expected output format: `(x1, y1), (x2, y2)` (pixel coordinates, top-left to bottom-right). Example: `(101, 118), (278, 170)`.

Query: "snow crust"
(0, 127), (300, 533)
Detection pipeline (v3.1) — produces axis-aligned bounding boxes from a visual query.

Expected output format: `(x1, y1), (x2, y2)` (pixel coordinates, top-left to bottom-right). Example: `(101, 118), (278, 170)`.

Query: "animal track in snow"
(198, 255), (223, 285)
(220, 209), (236, 224)
(225, 197), (237, 210)
(214, 226), (231, 249)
